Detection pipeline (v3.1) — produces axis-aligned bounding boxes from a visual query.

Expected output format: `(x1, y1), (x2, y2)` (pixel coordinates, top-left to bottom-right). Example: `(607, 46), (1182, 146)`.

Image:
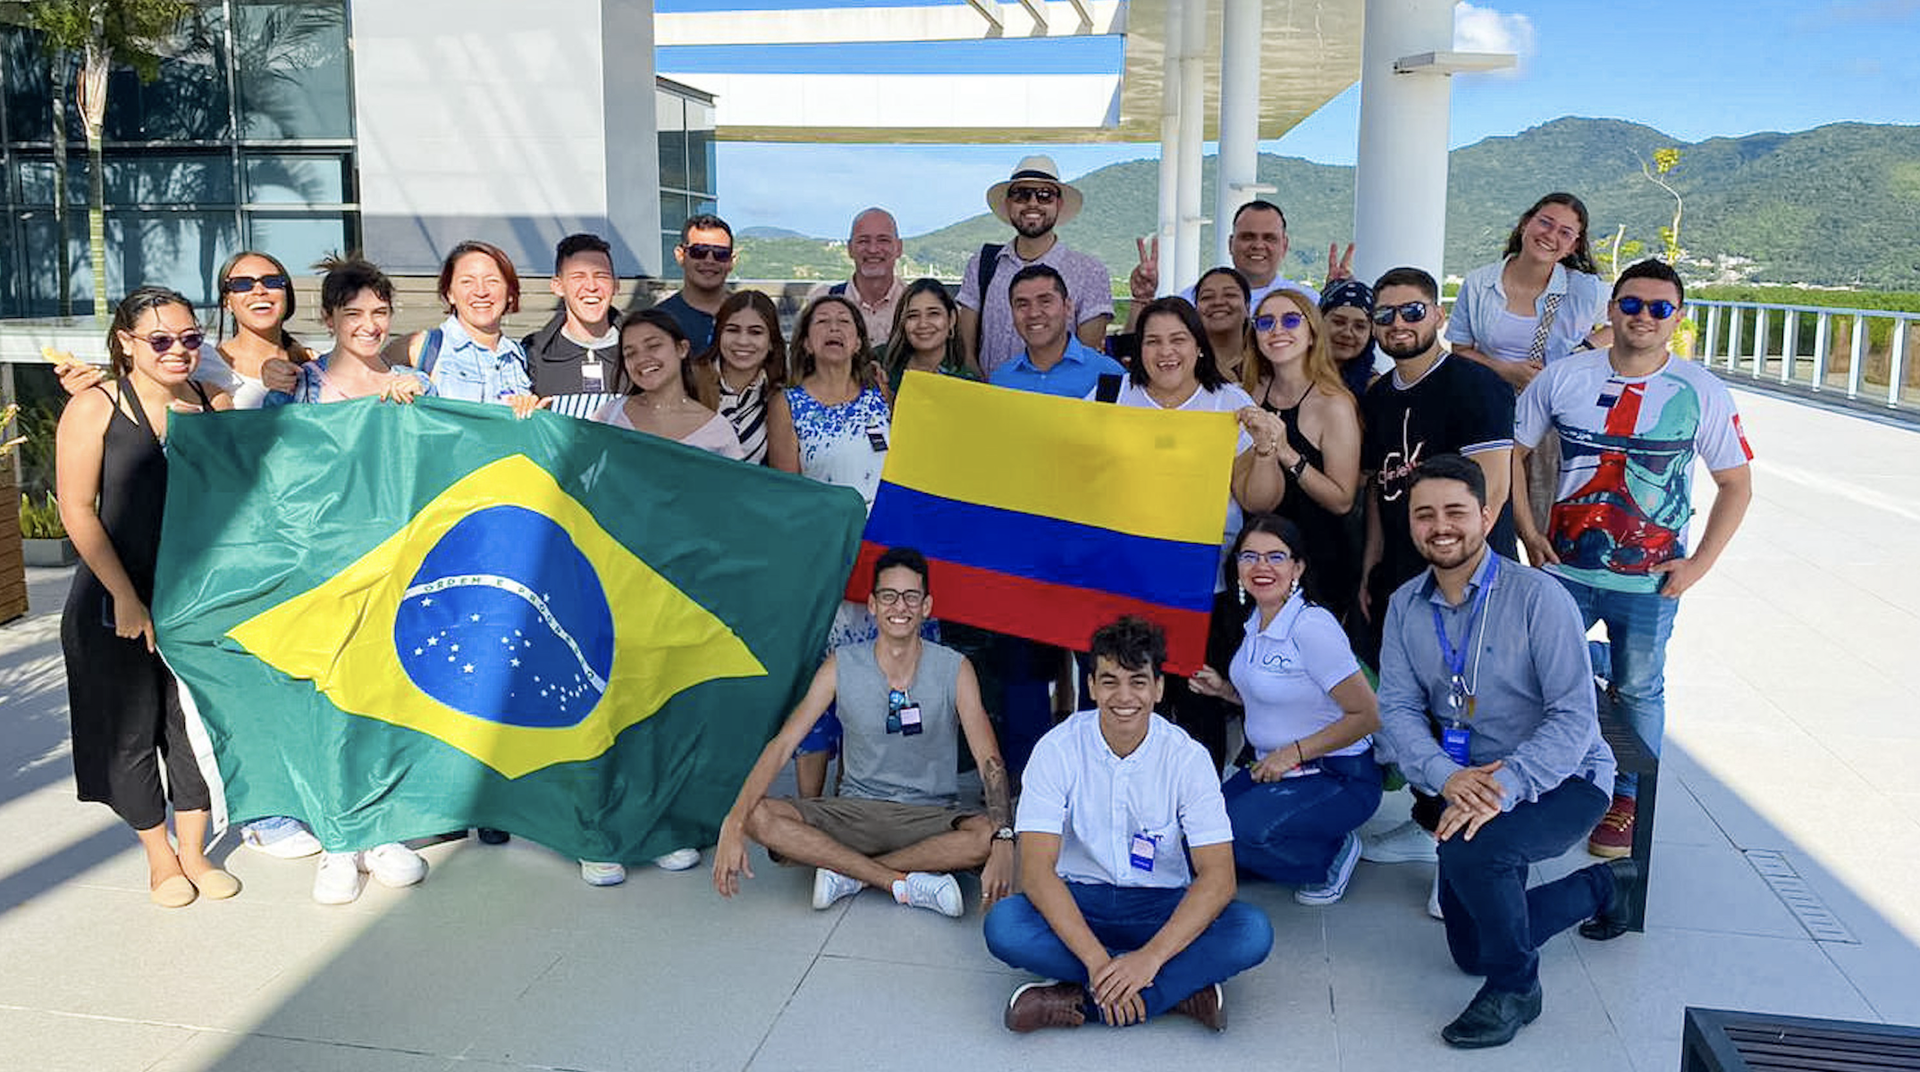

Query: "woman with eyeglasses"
(1447, 193), (1610, 394)
(1318, 280), (1380, 399)
(1191, 515), (1381, 906)
(1093, 296), (1286, 773)
(1242, 289), (1363, 626)
(57, 287), (237, 908)
(693, 291), (786, 464)
(881, 278), (973, 396)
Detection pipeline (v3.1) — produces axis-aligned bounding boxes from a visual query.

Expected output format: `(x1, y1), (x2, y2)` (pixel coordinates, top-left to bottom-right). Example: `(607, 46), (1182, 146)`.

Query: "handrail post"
(1812, 311), (1831, 392)
(1781, 308), (1799, 385)
(1752, 306), (1770, 379)
(1704, 304), (1722, 369)
(1891, 317), (1910, 409)
(1728, 307), (1744, 377)
(1848, 314), (1867, 399)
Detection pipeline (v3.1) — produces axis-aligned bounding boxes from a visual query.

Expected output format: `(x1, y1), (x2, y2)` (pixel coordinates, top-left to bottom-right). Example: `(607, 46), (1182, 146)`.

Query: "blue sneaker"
(1295, 831), (1362, 906)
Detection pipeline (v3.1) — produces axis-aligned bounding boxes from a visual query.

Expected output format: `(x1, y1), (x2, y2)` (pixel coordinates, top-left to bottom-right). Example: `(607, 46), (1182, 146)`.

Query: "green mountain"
(738, 117), (1920, 290)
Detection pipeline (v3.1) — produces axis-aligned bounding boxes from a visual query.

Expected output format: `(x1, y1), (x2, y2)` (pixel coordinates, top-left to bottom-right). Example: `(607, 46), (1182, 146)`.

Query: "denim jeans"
(1436, 776), (1613, 994)
(1220, 751), (1382, 885)
(983, 883), (1274, 1022)
(1552, 575), (1680, 799)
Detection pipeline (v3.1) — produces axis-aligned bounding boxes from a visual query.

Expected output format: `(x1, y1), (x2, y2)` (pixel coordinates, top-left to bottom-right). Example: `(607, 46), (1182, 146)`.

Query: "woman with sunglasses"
(693, 291), (786, 465)
(1447, 193), (1610, 394)
(57, 287), (237, 908)
(1241, 289), (1363, 625)
(1094, 296), (1286, 772)
(881, 278), (973, 396)
(201, 251), (311, 407)
(1192, 515), (1381, 906)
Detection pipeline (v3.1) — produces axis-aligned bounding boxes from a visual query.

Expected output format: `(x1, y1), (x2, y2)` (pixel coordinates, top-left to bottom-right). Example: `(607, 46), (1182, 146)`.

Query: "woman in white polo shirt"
(1194, 514), (1381, 906)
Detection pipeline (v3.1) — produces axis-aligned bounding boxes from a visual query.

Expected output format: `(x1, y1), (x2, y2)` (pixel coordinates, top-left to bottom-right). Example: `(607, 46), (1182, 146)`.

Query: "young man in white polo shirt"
(983, 617), (1273, 1032)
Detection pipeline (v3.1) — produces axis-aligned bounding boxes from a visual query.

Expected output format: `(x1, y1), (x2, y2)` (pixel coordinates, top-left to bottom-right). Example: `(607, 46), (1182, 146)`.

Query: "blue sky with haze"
(657, 0), (1920, 236)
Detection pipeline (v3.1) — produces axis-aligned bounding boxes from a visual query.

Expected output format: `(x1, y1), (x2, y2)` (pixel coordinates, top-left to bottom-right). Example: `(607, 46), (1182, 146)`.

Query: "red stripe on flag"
(845, 541), (1213, 675)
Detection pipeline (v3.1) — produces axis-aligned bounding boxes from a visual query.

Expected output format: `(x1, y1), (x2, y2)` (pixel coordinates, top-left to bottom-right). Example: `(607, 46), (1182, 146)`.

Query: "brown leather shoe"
(1172, 983), (1227, 1031)
(1004, 981), (1086, 1032)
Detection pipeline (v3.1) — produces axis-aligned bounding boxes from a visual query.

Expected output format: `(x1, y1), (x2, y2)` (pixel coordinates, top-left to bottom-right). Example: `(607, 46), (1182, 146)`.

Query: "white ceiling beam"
(656, 1), (1124, 45)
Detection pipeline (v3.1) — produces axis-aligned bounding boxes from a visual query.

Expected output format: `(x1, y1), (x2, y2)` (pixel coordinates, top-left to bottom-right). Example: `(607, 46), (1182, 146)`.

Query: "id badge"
(885, 707), (902, 734)
(865, 423), (889, 452)
(1440, 722), (1472, 766)
(897, 703), (923, 737)
(581, 359), (604, 392)
(1128, 833), (1157, 872)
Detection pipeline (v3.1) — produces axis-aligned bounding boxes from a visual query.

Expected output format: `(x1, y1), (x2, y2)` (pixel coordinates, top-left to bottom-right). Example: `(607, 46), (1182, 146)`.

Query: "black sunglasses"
(132, 330), (206, 353)
(1615, 295), (1678, 320)
(222, 273), (291, 294)
(1253, 311), (1306, 333)
(1370, 301), (1430, 326)
(682, 243), (733, 262)
(1007, 186), (1059, 204)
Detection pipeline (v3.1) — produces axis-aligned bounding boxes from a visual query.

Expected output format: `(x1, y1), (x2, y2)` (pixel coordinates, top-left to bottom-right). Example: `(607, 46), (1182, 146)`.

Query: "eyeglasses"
(222, 273), (290, 294)
(1252, 311), (1306, 333)
(1006, 186), (1059, 205)
(682, 243), (733, 262)
(133, 330), (206, 353)
(1615, 295), (1678, 320)
(1237, 550), (1293, 566)
(873, 588), (926, 609)
(1370, 301), (1430, 326)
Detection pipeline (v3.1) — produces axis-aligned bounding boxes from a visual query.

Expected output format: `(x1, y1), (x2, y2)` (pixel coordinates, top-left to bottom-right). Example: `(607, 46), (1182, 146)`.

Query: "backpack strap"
(1094, 373), (1123, 404)
(417, 327), (444, 379)
(829, 282), (847, 297)
(976, 243), (1004, 299)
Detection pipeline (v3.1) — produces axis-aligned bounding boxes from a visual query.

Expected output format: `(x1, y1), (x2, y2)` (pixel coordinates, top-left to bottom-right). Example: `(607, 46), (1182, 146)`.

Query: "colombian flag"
(155, 398), (865, 861)
(849, 373), (1236, 674)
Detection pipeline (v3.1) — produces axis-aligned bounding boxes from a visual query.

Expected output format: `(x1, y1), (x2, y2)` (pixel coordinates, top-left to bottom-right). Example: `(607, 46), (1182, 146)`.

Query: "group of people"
(54, 152), (1752, 1048)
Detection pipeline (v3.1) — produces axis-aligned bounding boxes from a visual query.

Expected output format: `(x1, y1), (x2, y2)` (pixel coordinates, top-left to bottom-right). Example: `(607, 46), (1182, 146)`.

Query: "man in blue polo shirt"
(988, 264), (1126, 399)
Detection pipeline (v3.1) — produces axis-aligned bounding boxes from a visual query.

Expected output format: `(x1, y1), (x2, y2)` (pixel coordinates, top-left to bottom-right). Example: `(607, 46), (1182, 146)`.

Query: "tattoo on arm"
(982, 756), (1013, 830)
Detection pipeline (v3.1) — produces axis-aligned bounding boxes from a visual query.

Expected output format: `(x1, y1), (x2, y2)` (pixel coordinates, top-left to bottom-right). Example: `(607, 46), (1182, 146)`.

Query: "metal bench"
(1683, 1007), (1920, 1071)
(1595, 686), (1657, 932)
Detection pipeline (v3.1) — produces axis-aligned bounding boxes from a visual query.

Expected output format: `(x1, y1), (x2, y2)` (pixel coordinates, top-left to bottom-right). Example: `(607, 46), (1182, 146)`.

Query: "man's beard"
(1378, 327), (1436, 362)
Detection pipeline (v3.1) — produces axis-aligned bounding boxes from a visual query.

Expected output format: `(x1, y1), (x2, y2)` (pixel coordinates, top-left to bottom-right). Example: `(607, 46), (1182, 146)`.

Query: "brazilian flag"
(154, 397), (865, 862)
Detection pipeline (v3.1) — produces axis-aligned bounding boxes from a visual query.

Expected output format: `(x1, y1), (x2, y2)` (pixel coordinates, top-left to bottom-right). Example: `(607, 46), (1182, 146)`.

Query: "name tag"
(897, 703), (923, 737)
(1440, 723), (1472, 766)
(1129, 833), (1157, 872)
(865, 423), (889, 452)
(581, 359), (604, 392)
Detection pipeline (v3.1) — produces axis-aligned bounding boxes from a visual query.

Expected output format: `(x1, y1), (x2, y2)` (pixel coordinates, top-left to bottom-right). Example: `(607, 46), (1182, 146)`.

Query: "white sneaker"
(1363, 819), (1438, 864)
(1295, 831), (1363, 906)
(363, 842), (427, 888)
(312, 851), (362, 905)
(1428, 869), (1445, 920)
(580, 860), (627, 886)
(652, 847), (700, 871)
(894, 871), (963, 918)
(812, 867), (864, 910)
(241, 816), (323, 859)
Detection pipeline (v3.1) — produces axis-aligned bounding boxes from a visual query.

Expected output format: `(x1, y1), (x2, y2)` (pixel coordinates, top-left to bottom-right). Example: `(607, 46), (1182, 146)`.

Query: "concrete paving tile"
(145, 1031), (457, 1072)
(0, 1007), (197, 1072)
(819, 873), (1005, 971)
(1819, 734), (1920, 796)
(1639, 840), (1808, 940)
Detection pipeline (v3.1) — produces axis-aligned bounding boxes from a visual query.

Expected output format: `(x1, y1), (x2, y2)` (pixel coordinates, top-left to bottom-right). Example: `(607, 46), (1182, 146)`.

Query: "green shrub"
(19, 492), (65, 539)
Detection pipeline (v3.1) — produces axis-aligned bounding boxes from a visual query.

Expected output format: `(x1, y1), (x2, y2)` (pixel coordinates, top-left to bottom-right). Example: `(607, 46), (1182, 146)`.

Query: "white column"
(1154, 0), (1182, 295)
(1214, 0), (1262, 267)
(1173, 0), (1207, 289)
(1352, 0), (1456, 287)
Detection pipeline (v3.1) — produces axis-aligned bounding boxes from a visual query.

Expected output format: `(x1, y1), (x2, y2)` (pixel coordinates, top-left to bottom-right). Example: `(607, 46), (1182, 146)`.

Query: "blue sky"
(657, 0), (1920, 237)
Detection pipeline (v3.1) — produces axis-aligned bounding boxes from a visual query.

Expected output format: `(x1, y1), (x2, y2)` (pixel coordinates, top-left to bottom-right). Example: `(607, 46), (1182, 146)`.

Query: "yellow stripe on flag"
(885, 371), (1239, 545)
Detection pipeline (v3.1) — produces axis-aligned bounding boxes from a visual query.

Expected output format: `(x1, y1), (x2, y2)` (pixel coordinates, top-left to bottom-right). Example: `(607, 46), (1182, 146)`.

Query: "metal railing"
(1690, 299), (1920, 414)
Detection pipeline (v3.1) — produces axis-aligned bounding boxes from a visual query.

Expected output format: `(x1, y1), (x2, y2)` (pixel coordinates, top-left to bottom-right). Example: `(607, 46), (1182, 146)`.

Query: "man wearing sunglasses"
(1511, 258), (1753, 859)
(958, 156), (1114, 378)
(653, 213), (735, 349)
(712, 547), (1016, 920)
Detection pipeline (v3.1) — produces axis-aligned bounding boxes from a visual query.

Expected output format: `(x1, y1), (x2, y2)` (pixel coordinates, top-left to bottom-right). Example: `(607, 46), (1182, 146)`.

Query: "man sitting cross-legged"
(983, 617), (1273, 1032)
(711, 547), (1015, 917)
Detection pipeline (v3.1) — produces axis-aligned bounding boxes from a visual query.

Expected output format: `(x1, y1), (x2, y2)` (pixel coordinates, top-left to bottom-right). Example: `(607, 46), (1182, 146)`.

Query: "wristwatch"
(993, 826), (1016, 842)
(1288, 456), (1310, 479)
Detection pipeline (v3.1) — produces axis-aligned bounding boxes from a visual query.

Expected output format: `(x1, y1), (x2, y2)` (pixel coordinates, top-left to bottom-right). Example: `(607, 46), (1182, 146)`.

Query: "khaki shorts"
(784, 797), (978, 859)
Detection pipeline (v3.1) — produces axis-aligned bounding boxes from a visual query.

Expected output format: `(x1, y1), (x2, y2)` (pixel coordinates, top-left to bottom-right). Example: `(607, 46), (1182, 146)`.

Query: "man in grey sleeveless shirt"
(712, 548), (1016, 917)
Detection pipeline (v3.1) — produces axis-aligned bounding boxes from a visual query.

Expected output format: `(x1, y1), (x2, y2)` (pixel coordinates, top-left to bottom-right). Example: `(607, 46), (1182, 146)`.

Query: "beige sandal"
(150, 875), (197, 908)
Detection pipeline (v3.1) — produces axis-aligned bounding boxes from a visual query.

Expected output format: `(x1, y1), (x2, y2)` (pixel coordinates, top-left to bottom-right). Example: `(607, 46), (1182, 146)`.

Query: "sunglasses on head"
(222, 273), (290, 294)
(1006, 186), (1059, 205)
(1615, 295), (1677, 319)
(1253, 311), (1306, 333)
(683, 243), (733, 262)
(1370, 301), (1430, 326)
(133, 330), (206, 353)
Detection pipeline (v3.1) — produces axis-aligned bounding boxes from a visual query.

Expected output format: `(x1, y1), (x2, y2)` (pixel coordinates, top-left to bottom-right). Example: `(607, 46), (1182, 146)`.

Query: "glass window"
(245, 212), (348, 281)
(233, 2), (352, 139)
(102, 9), (232, 143)
(113, 154), (235, 205)
(107, 210), (240, 307)
(686, 99), (715, 196)
(245, 154), (348, 204)
(3, 28), (58, 144)
(656, 90), (688, 192)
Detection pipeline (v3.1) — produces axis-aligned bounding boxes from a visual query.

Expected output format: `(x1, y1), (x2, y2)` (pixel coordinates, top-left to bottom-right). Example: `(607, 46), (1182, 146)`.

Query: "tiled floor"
(2, 386), (1917, 1071)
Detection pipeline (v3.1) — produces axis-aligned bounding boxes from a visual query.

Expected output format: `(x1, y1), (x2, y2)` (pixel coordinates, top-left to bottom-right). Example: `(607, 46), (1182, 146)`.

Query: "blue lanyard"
(1430, 555), (1500, 703)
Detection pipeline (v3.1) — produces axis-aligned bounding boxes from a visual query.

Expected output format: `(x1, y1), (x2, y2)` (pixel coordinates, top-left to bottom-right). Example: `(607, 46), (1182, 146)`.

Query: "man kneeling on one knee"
(984, 617), (1273, 1032)
(711, 547), (1015, 917)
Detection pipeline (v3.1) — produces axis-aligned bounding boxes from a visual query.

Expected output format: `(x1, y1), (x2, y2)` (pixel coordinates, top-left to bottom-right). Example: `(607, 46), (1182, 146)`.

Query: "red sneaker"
(1587, 795), (1636, 859)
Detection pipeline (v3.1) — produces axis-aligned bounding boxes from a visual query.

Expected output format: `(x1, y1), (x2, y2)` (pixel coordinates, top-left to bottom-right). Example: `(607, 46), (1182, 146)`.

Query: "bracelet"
(1294, 741), (1306, 766)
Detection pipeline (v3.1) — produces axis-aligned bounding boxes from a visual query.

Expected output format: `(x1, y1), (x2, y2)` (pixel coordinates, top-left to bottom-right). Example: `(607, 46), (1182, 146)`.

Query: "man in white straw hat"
(957, 156), (1114, 378)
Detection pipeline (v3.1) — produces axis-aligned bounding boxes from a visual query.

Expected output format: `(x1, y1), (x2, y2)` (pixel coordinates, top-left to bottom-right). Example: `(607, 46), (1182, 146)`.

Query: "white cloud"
(1453, 2), (1535, 74)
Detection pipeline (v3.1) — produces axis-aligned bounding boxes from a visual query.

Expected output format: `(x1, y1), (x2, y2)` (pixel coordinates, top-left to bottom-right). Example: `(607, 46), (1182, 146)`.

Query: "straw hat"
(985, 155), (1085, 225)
